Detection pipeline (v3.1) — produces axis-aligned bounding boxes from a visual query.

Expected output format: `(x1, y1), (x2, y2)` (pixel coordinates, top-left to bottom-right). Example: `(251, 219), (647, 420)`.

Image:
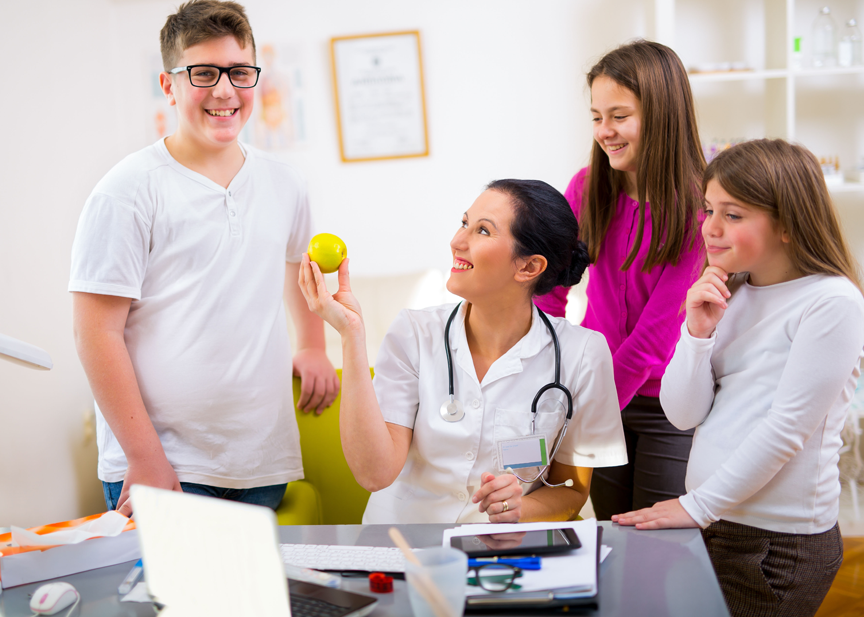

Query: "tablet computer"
(450, 527), (581, 558)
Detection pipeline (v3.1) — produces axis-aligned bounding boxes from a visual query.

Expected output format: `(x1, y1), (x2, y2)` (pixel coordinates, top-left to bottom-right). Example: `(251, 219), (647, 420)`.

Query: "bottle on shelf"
(792, 36), (804, 69)
(812, 7), (838, 68)
(838, 19), (862, 67)
(820, 156), (844, 186)
(851, 158), (864, 184)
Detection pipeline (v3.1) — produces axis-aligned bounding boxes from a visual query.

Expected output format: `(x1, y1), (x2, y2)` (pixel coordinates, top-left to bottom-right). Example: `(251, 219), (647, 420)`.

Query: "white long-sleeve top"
(661, 274), (864, 534)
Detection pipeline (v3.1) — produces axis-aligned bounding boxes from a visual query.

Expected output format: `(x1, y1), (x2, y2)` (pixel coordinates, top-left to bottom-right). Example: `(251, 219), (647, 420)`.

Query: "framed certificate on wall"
(330, 31), (429, 163)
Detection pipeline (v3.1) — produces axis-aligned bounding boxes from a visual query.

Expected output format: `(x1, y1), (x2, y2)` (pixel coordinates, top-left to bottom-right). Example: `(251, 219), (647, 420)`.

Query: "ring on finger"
(501, 500), (509, 513)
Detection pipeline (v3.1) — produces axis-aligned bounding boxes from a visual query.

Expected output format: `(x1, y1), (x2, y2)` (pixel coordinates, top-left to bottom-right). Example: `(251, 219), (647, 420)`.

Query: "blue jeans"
(102, 481), (288, 512)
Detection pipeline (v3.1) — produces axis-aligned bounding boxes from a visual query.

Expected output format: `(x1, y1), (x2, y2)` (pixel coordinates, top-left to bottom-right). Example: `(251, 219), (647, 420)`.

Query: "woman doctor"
(299, 179), (628, 524)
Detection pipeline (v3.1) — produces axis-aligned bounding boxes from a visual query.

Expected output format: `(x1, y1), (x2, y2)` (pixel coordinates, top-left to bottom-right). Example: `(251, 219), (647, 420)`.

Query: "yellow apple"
(307, 233), (348, 274)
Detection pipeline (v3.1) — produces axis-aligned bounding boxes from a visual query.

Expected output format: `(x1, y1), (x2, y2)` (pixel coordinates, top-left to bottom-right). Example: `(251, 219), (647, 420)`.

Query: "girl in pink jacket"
(535, 40), (705, 519)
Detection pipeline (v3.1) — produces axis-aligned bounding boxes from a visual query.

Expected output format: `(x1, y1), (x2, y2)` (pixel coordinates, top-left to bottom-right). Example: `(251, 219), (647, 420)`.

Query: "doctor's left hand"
(473, 472), (523, 523)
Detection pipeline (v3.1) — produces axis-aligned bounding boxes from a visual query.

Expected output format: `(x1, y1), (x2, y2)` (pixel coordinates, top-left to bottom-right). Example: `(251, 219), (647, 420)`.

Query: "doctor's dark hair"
(487, 179), (589, 297)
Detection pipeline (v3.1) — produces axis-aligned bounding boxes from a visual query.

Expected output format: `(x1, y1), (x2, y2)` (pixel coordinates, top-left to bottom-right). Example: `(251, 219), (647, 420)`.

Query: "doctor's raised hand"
(299, 254), (363, 336)
(298, 180), (628, 525)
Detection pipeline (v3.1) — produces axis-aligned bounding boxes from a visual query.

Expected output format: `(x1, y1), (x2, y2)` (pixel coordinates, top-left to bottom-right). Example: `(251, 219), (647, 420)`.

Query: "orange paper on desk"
(0, 512), (137, 588)
(0, 512), (135, 557)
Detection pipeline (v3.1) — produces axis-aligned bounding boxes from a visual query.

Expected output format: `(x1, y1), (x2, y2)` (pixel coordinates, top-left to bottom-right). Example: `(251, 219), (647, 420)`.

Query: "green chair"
(277, 369), (372, 525)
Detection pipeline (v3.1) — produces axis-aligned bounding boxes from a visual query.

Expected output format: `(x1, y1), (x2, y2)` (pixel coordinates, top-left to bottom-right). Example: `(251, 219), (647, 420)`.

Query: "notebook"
(130, 485), (377, 617)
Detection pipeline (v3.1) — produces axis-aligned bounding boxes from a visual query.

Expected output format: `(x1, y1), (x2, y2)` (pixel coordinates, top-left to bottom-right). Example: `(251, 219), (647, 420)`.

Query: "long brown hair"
(704, 139), (862, 294)
(582, 40), (705, 271)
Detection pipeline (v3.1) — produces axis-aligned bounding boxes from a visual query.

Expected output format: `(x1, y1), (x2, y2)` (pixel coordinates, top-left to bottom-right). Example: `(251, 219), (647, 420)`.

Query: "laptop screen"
(131, 485), (291, 617)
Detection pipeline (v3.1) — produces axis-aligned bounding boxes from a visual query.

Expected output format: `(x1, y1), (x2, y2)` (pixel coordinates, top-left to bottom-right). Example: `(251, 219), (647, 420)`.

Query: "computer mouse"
(29, 581), (79, 615)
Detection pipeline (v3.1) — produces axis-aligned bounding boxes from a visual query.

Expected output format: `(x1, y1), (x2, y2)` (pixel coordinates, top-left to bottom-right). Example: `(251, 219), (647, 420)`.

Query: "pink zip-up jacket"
(535, 167), (704, 410)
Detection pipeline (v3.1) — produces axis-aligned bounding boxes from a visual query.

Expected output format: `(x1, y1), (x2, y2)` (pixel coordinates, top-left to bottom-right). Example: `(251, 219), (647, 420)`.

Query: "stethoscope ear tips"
(564, 479), (574, 487)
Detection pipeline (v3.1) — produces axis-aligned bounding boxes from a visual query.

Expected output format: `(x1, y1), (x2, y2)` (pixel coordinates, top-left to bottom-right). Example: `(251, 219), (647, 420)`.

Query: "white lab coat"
(362, 302), (628, 524)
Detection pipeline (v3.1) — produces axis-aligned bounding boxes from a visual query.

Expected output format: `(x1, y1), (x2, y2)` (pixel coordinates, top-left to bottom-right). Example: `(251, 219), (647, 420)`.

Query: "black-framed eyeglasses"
(466, 564), (523, 592)
(169, 65), (261, 88)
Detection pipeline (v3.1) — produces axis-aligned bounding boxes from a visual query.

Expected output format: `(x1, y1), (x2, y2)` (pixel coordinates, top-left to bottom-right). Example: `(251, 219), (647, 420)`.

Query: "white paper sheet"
(443, 519), (600, 597)
(600, 544), (612, 563)
(10, 511), (129, 547)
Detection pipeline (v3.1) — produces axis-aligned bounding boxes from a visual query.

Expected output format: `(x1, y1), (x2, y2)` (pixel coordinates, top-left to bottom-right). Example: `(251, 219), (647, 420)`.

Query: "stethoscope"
(440, 302), (575, 488)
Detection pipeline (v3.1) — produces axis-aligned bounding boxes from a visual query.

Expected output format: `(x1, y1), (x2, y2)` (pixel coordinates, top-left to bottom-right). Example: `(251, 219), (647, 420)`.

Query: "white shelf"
(829, 183), (864, 194)
(793, 66), (864, 78)
(688, 69), (788, 83)
(689, 66), (864, 84)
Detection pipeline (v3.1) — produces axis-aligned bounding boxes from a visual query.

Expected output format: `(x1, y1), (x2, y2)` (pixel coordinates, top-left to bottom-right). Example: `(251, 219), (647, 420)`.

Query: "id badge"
(497, 434), (548, 471)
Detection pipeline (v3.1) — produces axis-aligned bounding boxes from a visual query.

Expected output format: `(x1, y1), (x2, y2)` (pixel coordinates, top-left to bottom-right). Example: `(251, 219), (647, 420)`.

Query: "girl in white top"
(613, 139), (864, 617)
(300, 179), (628, 524)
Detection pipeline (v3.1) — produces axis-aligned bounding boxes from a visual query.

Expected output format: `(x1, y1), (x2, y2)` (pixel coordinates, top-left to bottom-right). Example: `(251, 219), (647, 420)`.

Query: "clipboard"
(463, 525), (602, 612)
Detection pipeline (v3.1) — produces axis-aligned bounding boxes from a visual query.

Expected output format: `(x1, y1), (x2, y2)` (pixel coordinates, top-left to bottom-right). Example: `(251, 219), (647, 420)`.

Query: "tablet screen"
(450, 527), (581, 558)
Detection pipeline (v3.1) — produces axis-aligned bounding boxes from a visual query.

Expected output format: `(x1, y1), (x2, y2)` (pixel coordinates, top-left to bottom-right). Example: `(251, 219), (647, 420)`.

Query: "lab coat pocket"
(493, 407), (564, 442)
(493, 407), (533, 442)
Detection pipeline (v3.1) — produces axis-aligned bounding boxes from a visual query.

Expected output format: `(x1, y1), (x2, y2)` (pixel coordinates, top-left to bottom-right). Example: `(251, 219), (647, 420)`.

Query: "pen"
(118, 559), (143, 595)
(467, 556), (542, 570)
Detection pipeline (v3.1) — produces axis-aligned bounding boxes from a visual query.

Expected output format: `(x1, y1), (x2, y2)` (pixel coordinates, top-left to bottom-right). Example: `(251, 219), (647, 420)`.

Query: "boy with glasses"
(69, 0), (338, 517)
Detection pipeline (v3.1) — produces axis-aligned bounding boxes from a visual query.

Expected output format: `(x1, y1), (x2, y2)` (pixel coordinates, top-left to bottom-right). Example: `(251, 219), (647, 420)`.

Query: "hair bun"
(557, 241), (590, 288)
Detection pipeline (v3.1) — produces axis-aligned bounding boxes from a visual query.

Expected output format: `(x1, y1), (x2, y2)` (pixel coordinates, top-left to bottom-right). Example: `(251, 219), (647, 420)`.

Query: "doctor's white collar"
(446, 301), (555, 362)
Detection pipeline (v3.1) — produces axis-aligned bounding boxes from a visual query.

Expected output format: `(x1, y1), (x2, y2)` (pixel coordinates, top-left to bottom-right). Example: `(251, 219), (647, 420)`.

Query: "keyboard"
(281, 543), (407, 573)
(289, 594), (356, 617)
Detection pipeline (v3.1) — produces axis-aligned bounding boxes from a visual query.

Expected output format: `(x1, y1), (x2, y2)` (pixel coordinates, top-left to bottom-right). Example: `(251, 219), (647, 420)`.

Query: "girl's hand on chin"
(298, 255), (364, 335)
(685, 266), (730, 338)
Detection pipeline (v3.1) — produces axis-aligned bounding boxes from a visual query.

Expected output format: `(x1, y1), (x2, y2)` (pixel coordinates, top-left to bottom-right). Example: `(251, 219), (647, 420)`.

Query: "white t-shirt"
(69, 138), (312, 488)
(362, 302), (628, 524)
(661, 274), (864, 534)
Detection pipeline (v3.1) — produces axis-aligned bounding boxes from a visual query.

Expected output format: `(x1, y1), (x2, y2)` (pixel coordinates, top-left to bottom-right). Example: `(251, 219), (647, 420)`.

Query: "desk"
(0, 522), (729, 616)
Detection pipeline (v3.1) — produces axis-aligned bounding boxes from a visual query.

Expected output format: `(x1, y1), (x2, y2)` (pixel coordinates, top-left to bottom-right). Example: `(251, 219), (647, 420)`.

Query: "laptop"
(130, 485), (377, 617)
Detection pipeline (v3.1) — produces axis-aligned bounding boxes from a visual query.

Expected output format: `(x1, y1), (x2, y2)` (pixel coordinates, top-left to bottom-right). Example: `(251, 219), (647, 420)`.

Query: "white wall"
(0, 0), (651, 526)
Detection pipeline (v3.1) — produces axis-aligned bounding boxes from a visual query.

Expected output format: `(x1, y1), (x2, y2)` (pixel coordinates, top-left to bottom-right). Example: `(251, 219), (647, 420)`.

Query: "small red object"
(369, 572), (394, 593)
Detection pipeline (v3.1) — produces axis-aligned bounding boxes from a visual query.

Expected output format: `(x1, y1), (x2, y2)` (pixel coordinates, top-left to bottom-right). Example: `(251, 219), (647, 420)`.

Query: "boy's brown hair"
(160, 0), (256, 71)
(582, 39), (706, 271)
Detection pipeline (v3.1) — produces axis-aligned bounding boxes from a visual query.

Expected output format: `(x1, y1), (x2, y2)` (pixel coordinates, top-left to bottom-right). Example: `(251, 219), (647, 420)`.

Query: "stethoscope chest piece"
(440, 399), (465, 422)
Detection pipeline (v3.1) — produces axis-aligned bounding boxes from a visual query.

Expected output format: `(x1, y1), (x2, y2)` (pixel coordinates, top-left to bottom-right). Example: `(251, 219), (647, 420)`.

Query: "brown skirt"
(701, 519), (843, 617)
